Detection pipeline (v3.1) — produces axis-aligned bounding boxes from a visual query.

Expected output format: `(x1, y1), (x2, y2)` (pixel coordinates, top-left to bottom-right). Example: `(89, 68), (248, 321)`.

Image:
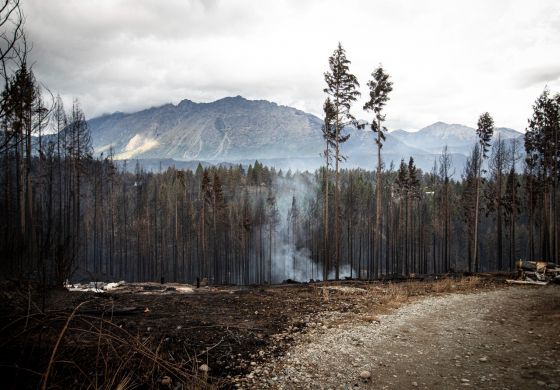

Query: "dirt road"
(250, 286), (560, 389)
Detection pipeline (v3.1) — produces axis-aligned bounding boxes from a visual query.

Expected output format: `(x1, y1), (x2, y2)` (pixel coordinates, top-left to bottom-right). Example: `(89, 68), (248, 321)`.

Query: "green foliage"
(363, 65), (393, 145)
(476, 112), (494, 159)
(525, 88), (560, 180)
(323, 42), (361, 125)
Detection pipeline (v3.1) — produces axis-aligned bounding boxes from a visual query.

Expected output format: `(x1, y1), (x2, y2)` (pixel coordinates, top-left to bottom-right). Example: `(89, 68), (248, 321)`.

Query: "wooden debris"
(506, 279), (549, 286)
(78, 306), (144, 316)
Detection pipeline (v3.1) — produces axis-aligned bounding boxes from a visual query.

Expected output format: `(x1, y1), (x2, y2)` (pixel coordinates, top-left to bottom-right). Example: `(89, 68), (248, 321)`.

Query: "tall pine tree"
(473, 112), (494, 271)
(363, 65), (393, 278)
(323, 43), (360, 279)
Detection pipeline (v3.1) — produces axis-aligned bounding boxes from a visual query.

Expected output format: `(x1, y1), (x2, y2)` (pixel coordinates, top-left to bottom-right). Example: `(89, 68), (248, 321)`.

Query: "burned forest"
(1, 1), (560, 389)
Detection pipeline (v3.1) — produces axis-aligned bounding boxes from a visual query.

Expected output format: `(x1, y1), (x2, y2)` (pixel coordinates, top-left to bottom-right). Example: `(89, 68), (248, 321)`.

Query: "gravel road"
(249, 285), (560, 390)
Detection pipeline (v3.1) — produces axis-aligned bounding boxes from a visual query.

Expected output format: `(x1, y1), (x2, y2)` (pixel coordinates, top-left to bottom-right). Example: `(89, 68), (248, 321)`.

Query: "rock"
(479, 356), (488, 362)
(161, 376), (172, 386)
(461, 379), (470, 383)
(360, 371), (371, 380)
(537, 381), (546, 386)
(412, 382), (418, 387)
(199, 364), (210, 373)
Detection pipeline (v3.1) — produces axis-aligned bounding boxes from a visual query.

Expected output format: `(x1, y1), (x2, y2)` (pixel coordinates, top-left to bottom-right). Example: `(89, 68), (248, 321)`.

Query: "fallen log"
(506, 279), (549, 286)
(515, 260), (549, 272)
(78, 306), (143, 316)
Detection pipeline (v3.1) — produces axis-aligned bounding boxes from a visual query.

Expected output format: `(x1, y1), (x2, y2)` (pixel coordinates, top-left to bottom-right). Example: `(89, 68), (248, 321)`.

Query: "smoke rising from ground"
(269, 172), (355, 282)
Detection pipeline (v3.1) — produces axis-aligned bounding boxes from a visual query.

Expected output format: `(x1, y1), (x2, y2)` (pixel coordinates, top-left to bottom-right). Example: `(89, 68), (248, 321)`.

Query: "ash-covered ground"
(0, 276), (558, 389)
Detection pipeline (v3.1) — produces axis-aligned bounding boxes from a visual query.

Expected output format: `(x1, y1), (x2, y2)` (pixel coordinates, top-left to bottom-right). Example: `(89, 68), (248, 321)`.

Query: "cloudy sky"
(25, 0), (560, 131)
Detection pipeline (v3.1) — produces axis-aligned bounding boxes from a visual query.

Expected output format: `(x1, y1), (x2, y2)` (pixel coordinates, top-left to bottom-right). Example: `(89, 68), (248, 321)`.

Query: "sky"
(24, 0), (560, 131)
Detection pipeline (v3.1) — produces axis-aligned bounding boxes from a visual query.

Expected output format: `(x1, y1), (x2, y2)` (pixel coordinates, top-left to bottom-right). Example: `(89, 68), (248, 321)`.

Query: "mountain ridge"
(86, 96), (523, 174)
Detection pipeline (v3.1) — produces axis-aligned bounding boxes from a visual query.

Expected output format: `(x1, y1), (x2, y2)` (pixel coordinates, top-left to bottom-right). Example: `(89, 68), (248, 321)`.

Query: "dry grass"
(432, 278), (455, 293)
(351, 276), (487, 322)
(1, 306), (217, 390)
(431, 276), (482, 293)
(376, 283), (409, 309)
(322, 287), (330, 302)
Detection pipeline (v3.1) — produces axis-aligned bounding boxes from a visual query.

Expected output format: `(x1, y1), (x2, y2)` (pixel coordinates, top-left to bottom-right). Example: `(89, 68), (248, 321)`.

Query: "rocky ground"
(247, 285), (560, 390)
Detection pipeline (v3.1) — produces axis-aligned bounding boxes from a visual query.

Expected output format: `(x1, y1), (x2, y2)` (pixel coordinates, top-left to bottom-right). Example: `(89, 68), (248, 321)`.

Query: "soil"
(0, 277), (558, 389)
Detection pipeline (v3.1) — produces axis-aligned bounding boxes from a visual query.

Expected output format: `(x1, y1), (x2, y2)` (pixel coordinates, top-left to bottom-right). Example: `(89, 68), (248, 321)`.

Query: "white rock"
(199, 364), (210, 372)
(161, 376), (172, 386)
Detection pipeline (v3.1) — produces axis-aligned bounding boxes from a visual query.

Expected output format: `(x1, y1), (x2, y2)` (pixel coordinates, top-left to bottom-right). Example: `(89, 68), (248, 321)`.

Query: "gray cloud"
(514, 66), (560, 89)
(22, 0), (560, 131)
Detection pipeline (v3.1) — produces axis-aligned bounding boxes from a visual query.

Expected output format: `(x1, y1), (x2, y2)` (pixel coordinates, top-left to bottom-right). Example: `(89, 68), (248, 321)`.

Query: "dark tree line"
(0, 18), (559, 285)
(1, 134), (557, 285)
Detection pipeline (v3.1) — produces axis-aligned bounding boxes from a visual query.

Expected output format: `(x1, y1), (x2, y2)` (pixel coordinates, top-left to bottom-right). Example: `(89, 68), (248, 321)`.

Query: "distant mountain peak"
(177, 98), (195, 107)
(391, 121), (522, 156)
(88, 95), (322, 162)
(216, 95), (246, 102)
(86, 96), (523, 176)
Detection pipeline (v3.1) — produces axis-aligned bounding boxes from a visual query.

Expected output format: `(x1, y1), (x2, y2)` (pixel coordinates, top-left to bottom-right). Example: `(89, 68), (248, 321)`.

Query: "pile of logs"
(507, 260), (560, 285)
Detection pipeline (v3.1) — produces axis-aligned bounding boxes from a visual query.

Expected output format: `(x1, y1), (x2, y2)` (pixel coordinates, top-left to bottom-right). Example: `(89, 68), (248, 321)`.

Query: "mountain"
(87, 97), (523, 175)
(390, 121), (523, 155)
(88, 96), (323, 161)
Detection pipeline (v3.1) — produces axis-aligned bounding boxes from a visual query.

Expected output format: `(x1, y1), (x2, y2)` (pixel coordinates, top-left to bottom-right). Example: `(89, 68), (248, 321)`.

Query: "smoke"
(269, 171), (356, 283)
(272, 243), (318, 282)
(328, 264), (355, 281)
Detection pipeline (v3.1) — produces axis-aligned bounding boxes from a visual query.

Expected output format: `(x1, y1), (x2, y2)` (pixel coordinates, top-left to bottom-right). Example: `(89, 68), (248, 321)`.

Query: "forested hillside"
(0, 133), (556, 285)
(0, 2), (558, 288)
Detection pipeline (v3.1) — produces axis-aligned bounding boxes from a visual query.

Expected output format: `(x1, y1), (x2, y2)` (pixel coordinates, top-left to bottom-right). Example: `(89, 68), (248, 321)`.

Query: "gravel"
(246, 286), (560, 389)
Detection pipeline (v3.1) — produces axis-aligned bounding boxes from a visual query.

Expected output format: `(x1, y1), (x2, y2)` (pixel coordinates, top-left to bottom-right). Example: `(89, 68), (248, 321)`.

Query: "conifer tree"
(473, 112), (494, 271)
(266, 189), (279, 283)
(321, 97), (336, 280)
(524, 89), (560, 262)
(363, 65), (393, 278)
(323, 43), (360, 279)
(462, 144), (481, 271)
